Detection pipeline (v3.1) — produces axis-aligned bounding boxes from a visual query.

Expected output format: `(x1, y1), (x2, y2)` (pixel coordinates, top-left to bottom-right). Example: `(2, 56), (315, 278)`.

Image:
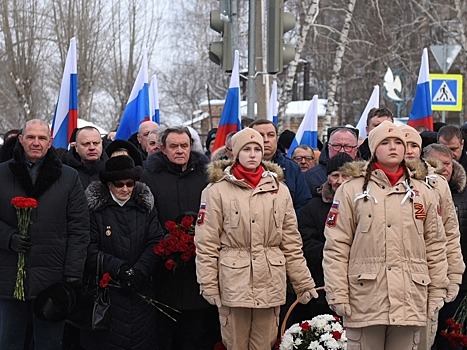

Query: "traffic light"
(209, 9), (233, 72)
(267, 0), (296, 74)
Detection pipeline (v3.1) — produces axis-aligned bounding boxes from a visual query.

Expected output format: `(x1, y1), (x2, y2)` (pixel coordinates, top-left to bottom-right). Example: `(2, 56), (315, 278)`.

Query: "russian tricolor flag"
(115, 51), (150, 140)
(356, 85), (379, 139)
(267, 81), (278, 125)
(51, 37), (78, 148)
(408, 48), (433, 131)
(287, 95), (319, 157)
(149, 74), (160, 124)
(212, 50), (242, 152)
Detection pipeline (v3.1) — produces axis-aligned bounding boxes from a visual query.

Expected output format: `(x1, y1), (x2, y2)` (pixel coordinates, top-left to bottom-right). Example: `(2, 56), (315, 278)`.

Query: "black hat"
(104, 139), (143, 166)
(205, 128), (217, 151)
(99, 155), (143, 184)
(326, 153), (353, 175)
(33, 282), (77, 322)
(278, 129), (295, 150)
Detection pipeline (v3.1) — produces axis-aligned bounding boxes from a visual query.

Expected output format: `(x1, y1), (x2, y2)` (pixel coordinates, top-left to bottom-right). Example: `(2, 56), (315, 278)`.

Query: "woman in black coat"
(80, 155), (164, 350)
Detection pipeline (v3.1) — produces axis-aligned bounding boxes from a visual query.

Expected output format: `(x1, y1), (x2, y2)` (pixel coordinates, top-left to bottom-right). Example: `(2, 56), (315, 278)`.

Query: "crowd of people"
(0, 109), (466, 350)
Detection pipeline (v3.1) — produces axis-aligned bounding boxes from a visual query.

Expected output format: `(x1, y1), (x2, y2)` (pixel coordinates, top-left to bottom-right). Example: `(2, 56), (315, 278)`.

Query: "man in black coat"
(62, 126), (108, 189)
(141, 125), (220, 350)
(0, 119), (90, 349)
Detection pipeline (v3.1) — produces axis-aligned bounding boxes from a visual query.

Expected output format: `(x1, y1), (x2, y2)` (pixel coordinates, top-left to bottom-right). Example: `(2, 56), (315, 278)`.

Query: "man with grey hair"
(0, 119), (89, 349)
(292, 145), (316, 172)
(141, 126), (219, 349)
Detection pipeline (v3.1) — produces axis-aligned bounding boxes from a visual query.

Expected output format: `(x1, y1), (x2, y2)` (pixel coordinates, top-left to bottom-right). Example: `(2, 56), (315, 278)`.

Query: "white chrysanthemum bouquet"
(280, 314), (347, 350)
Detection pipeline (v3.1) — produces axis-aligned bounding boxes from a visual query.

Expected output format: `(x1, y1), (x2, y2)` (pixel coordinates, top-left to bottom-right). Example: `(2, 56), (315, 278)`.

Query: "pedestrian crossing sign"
(430, 74), (463, 111)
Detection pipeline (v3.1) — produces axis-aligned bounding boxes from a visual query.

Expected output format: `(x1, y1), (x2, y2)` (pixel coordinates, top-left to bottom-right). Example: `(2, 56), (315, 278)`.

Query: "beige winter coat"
(195, 160), (315, 308)
(323, 160), (448, 328)
(422, 158), (465, 285)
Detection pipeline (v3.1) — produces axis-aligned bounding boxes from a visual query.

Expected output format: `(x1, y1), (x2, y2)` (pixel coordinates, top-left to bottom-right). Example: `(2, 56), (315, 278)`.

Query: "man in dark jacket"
(0, 119), (90, 349)
(249, 119), (311, 217)
(62, 126), (108, 189)
(424, 143), (467, 349)
(141, 125), (219, 350)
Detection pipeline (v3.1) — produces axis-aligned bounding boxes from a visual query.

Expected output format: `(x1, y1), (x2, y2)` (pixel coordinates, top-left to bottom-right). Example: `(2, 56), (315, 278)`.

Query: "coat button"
(387, 224), (391, 228)
(368, 214), (371, 218)
(252, 220), (255, 223)
(388, 267), (391, 271)
(253, 257), (256, 260)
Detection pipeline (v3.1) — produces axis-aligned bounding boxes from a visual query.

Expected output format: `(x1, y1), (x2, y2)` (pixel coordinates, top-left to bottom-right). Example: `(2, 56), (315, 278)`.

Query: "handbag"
(67, 250), (111, 331)
(91, 250), (111, 331)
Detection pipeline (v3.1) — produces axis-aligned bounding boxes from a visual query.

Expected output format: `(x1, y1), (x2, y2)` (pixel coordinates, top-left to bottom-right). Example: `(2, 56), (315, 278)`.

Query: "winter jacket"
(449, 160), (467, 293)
(304, 144), (329, 197)
(323, 160), (448, 328)
(422, 159), (465, 287)
(141, 150), (210, 310)
(62, 148), (108, 189)
(195, 160), (315, 308)
(0, 146), (90, 299)
(272, 151), (311, 217)
(81, 181), (163, 350)
(299, 181), (335, 299)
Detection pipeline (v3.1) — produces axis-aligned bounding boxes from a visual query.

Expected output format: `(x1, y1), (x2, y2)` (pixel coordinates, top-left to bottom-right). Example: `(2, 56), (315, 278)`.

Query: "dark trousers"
(432, 292), (465, 350)
(155, 307), (221, 350)
(0, 298), (65, 350)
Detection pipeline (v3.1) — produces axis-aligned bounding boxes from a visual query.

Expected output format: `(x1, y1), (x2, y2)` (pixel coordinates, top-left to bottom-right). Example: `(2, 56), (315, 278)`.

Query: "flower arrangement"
(99, 272), (180, 321)
(441, 295), (467, 347)
(280, 314), (347, 350)
(153, 215), (196, 271)
(10, 196), (38, 301)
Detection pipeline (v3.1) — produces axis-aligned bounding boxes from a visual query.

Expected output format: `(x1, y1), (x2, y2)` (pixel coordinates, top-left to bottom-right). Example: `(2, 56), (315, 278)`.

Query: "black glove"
(64, 276), (83, 289)
(9, 234), (32, 253)
(117, 265), (134, 291)
(129, 269), (146, 292)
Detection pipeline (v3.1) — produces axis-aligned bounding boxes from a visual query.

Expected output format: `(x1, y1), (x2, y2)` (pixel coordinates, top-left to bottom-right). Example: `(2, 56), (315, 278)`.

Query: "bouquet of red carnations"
(441, 295), (467, 348)
(10, 196), (38, 301)
(153, 215), (196, 271)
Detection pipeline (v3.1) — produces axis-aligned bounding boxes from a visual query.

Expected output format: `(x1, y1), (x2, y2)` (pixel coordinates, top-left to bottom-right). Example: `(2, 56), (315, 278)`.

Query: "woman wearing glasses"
(80, 155), (164, 349)
(323, 121), (448, 349)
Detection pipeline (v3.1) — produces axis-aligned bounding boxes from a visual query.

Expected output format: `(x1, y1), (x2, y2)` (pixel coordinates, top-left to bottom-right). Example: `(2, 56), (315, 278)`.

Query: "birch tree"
(322, 0), (356, 137)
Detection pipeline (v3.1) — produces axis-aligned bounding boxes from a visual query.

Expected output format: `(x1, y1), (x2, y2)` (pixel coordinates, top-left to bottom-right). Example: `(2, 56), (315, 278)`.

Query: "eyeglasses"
(292, 156), (314, 162)
(329, 144), (358, 152)
(112, 180), (135, 188)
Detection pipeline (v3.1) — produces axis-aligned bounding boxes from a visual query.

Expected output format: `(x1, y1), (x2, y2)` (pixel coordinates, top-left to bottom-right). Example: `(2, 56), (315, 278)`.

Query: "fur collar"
(317, 181), (335, 204)
(206, 159), (284, 183)
(450, 160), (466, 193)
(145, 150), (209, 175)
(85, 181), (154, 212)
(9, 145), (62, 199)
(340, 158), (428, 181)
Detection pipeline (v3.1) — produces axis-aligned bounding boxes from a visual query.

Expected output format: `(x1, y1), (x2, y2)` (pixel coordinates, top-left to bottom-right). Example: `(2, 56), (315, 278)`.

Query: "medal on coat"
(105, 225), (112, 236)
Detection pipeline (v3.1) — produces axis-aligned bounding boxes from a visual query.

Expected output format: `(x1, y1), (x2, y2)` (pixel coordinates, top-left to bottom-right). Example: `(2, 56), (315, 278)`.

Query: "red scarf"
(232, 164), (265, 188)
(373, 162), (404, 186)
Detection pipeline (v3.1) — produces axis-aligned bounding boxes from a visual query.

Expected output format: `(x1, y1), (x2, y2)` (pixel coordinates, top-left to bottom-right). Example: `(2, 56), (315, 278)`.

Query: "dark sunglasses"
(112, 180), (135, 188)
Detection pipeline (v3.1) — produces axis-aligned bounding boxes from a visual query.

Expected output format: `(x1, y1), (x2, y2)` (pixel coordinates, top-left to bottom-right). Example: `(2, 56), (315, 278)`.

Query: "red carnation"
(332, 330), (342, 340)
(181, 252), (192, 262)
(165, 220), (177, 231)
(180, 215), (194, 230)
(165, 258), (175, 271)
(99, 272), (111, 288)
(300, 321), (311, 332)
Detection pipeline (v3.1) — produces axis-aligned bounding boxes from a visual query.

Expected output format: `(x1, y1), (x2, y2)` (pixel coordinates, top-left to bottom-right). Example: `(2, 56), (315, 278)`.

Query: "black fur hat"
(104, 139), (143, 166)
(99, 155), (143, 184)
(33, 282), (77, 322)
(326, 153), (353, 175)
